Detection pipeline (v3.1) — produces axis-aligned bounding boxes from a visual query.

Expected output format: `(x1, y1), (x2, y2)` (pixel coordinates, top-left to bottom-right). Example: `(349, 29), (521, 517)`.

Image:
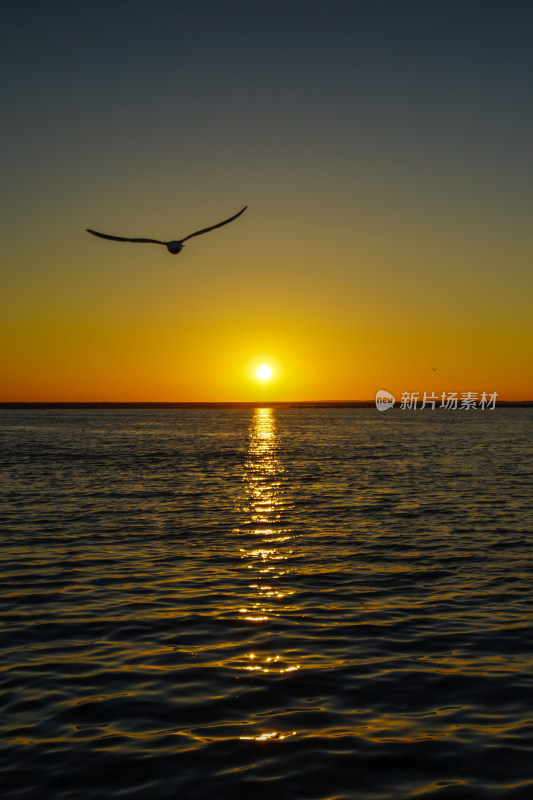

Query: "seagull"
(86, 205), (247, 254)
(431, 366), (438, 371)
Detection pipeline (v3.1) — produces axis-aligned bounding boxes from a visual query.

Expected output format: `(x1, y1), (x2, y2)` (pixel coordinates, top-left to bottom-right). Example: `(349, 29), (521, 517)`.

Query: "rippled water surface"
(1, 407), (532, 799)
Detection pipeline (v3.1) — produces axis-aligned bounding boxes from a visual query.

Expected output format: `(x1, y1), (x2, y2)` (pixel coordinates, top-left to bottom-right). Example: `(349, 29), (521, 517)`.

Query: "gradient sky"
(2, 0), (532, 401)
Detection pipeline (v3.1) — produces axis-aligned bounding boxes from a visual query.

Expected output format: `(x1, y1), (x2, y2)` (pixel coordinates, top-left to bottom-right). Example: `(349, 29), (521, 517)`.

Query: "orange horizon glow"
(2, 232), (531, 403)
(1, 318), (531, 403)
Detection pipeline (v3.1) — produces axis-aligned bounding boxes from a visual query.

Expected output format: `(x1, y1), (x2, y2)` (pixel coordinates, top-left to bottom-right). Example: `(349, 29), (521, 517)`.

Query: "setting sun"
(256, 365), (272, 381)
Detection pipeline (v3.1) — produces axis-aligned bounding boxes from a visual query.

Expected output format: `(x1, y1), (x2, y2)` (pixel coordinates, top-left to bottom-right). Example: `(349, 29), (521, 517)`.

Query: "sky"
(1, 0), (532, 401)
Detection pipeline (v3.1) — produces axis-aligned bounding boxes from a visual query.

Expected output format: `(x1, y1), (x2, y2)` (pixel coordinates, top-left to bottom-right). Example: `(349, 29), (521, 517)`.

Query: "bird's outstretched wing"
(86, 229), (165, 245)
(181, 206), (247, 243)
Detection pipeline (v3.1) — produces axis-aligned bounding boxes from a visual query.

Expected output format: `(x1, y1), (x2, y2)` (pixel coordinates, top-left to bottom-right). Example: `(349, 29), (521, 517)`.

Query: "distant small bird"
(86, 206), (247, 254)
(431, 366), (438, 371)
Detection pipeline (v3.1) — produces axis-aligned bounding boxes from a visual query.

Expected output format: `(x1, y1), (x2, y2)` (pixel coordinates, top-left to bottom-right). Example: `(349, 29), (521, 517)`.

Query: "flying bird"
(86, 206), (247, 254)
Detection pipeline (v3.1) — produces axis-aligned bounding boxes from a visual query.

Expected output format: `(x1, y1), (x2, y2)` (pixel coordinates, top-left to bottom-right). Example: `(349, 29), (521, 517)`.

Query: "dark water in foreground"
(1, 408), (532, 800)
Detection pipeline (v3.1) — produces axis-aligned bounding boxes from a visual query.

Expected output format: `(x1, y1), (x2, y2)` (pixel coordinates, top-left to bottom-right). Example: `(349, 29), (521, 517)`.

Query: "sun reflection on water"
(236, 408), (297, 624)
(244, 407), (283, 525)
(232, 408), (302, 702)
(239, 731), (296, 741)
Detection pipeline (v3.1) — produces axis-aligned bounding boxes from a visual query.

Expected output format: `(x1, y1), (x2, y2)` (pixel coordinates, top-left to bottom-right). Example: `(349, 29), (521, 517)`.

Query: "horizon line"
(1, 400), (532, 408)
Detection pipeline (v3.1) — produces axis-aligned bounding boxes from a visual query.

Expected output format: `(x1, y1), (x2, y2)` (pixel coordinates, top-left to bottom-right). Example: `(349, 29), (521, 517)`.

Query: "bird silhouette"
(86, 206), (247, 254)
(431, 366), (438, 371)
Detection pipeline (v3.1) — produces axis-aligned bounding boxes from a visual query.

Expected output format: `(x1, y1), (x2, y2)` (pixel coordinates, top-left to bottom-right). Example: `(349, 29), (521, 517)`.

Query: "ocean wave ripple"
(1, 408), (532, 800)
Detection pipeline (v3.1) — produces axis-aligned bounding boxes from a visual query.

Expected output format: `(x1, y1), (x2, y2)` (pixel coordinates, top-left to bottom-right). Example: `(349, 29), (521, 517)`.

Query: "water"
(1, 407), (532, 799)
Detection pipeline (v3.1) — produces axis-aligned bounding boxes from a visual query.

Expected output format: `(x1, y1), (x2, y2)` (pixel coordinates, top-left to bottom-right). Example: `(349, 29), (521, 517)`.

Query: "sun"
(256, 364), (272, 381)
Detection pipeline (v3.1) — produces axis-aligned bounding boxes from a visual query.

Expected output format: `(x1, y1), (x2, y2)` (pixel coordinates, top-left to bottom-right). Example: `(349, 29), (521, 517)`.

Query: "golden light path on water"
(236, 408), (300, 741)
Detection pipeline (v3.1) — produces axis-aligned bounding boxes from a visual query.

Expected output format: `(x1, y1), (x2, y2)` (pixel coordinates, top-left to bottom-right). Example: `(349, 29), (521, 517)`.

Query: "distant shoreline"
(1, 401), (532, 409)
